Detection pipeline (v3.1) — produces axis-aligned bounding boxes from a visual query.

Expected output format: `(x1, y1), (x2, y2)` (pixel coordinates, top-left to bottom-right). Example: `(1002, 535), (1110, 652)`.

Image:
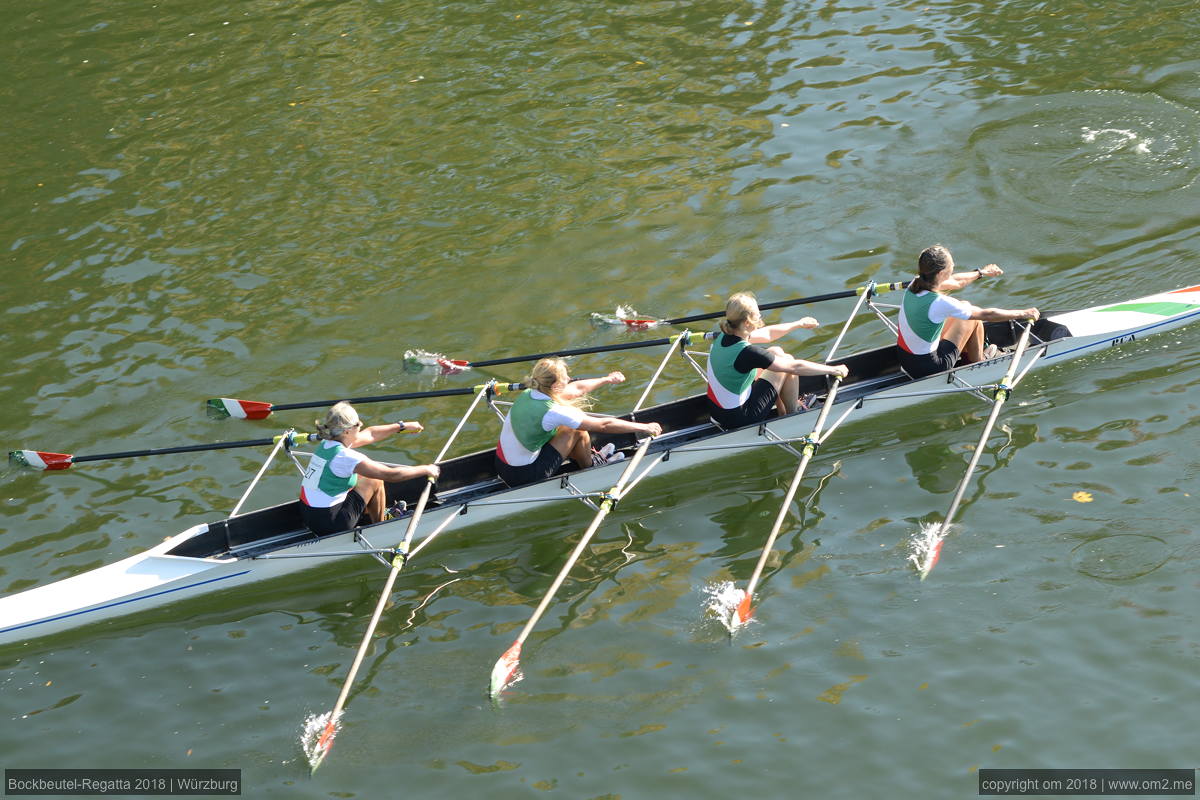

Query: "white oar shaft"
(230, 433), (289, 517)
(939, 324), (1034, 532)
(511, 438), (654, 648)
(317, 383), (491, 751)
(823, 282), (874, 363)
(743, 380), (842, 599)
(632, 333), (686, 414)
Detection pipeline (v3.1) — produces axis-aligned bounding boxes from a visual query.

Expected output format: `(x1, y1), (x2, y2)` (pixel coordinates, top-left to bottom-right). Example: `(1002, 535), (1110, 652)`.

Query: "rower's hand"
(606, 371), (626, 385)
(644, 422), (663, 437)
(425, 464), (440, 481)
(1024, 307), (1040, 321)
(980, 264), (1003, 278)
(829, 364), (850, 380)
(404, 420), (424, 434)
(798, 316), (819, 329)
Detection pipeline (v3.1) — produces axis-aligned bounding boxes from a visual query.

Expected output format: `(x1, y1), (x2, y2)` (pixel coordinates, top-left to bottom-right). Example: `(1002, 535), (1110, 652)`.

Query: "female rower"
(300, 401), (440, 535)
(897, 244), (1040, 379)
(495, 357), (662, 487)
(707, 292), (849, 429)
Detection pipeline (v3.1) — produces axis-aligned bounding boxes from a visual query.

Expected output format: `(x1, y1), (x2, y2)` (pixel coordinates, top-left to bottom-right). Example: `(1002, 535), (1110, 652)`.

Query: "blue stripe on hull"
(0, 569), (252, 638)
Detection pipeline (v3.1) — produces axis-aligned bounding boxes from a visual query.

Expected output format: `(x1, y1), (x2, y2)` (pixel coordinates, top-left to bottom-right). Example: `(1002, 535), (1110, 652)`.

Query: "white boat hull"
(4, 284), (1199, 644)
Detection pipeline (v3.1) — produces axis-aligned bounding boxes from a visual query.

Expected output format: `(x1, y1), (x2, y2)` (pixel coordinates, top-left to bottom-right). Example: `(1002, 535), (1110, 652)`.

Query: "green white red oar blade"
(489, 640), (522, 698)
(9, 450), (73, 471)
(205, 398), (274, 420)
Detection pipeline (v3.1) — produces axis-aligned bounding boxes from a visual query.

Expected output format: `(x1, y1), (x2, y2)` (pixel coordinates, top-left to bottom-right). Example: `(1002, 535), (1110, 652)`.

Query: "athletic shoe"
(982, 343), (1000, 360)
(592, 443), (626, 466)
(385, 501), (408, 520)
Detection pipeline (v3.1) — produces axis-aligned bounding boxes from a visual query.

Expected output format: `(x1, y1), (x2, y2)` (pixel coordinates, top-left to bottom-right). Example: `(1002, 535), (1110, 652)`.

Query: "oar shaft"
(743, 380), (842, 598)
(71, 435), (308, 464)
(663, 280), (909, 326)
(512, 438), (654, 647)
(466, 338), (676, 369)
(271, 383), (523, 412)
(315, 383), (490, 761)
(940, 324), (1035, 531)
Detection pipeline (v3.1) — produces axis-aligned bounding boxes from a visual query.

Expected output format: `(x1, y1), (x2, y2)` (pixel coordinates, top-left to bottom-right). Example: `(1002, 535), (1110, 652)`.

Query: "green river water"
(2, 0), (1199, 797)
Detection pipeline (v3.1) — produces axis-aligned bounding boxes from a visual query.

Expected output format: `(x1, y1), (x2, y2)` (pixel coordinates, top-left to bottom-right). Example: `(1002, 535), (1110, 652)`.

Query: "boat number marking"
(1111, 334), (1136, 347)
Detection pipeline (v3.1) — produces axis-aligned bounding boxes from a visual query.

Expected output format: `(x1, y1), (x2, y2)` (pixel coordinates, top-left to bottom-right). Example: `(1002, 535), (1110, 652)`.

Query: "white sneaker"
(982, 343), (1000, 360)
(592, 443), (626, 466)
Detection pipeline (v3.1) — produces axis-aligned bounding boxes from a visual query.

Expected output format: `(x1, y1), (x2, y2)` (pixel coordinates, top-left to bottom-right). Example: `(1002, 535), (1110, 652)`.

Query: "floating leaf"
(1072, 491), (1094, 503)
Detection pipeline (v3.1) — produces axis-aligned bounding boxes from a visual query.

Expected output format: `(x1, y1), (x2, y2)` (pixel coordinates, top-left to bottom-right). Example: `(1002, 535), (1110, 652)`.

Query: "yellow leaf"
(1072, 491), (1093, 503)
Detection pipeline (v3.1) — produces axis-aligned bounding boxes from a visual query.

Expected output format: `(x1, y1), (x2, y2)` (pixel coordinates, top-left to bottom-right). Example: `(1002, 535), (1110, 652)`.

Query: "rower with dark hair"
(897, 245), (1040, 379)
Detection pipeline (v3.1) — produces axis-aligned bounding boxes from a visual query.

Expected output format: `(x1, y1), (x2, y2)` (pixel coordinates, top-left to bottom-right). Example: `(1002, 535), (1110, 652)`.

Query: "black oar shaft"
(466, 338), (676, 369)
(270, 384), (521, 412)
(665, 288), (860, 325)
(72, 437), (293, 463)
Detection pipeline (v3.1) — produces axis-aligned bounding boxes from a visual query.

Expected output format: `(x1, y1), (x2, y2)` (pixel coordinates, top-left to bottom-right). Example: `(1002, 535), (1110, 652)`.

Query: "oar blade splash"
(206, 398), (273, 420)
(304, 712), (341, 775)
(489, 640), (523, 697)
(731, 590), (754, 629)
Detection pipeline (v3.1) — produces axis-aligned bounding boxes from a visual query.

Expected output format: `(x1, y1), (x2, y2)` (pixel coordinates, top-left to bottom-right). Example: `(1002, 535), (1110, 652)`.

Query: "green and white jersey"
(300, 440), (366, 508)
(496, 389), (586, 466)
(898, 290), (976, 354)
(706, 335), (758, 409)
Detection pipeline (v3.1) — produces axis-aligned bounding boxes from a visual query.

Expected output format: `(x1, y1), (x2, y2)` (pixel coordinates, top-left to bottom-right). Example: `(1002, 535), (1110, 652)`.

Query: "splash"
(590, 305), (662, 329)
(402, 349), (470, 374)
(907, 522), (948, 580)
(1081, 126), (1151, 155)
(300, 710), (340, 770)
(703, 580), (749, 633)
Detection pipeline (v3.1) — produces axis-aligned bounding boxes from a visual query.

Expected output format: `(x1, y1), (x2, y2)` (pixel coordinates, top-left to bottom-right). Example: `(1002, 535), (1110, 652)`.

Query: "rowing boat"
(4, 283), (1200, 645)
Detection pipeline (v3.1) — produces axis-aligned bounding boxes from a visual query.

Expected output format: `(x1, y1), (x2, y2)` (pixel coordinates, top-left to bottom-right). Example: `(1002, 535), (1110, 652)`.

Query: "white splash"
(402, 349), (469, 374)
(703, 580), (748, 633)
(590, 305), (662, 328)
(1081, 127), (1152, 155)
(300, 710), (340, 768)
(907, 522), (948, 579)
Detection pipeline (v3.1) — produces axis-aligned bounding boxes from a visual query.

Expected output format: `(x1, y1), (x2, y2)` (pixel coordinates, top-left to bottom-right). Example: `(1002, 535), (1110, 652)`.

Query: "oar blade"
(307, 716), (340, 775)
(206, 398), (273, 420)
(730, 590), (754, 628)
(918, 537), (944, 581)
(9, 450), (73, 471)
(489, 640), (522, 698)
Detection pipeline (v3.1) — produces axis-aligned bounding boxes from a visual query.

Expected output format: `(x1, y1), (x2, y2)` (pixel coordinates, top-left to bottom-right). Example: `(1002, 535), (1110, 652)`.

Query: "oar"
(487, 331), (687, 697)
(489, 435), (655, 698)
(917, 322), (1036, 580)
(206, 383), (524, 420)
(308, 383), (492, 774)
(662, 280), (909, 326)
(9, 432), (316, 471)
(728, 281), (879, 627)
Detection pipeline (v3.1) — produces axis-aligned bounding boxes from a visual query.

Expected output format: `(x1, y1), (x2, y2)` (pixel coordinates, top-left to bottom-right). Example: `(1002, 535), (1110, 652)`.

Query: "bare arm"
(765, 355), (849, 380)
(558, 372), (625, 401)
(349, 421), (424, 447)
(968, 306), (1040, 322)
(939, 263), (1004, 292)
(576, 416), (662, 437)
(747, 317), (819, 344)
(354, 457), (439, 483)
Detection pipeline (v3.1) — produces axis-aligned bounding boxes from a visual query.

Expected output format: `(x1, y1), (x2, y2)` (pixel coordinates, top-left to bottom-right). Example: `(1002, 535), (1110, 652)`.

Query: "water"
(3, 0), (1199, 796)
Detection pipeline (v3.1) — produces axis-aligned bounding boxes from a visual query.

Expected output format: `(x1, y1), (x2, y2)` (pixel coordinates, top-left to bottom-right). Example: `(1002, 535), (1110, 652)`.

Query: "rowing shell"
(3, 284), (1199, 645)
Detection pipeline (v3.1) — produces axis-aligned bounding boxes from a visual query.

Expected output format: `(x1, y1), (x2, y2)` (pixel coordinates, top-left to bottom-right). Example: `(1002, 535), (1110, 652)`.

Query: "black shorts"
(710, 378), (779, 429)
(495, 443), (565, 487)
(301, 489), (367, 535)
(898, 339), (960, 379)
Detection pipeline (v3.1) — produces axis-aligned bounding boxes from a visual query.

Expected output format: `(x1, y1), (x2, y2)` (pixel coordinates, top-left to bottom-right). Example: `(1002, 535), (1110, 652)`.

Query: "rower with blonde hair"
(706, 292), (848, 428)
(495, 358), (662, 487)
(299, 401), (439, 535)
